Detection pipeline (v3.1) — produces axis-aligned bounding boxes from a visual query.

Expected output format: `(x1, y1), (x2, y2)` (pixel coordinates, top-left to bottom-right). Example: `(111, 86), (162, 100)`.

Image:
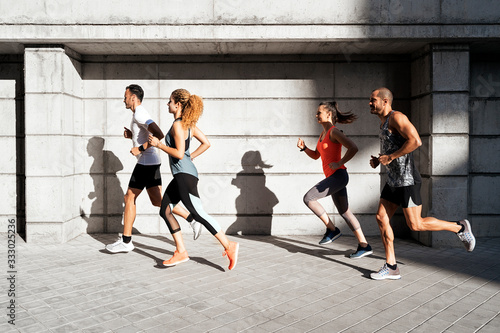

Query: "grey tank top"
(165, 119), (198, 178)
(380, 111), (421, 187)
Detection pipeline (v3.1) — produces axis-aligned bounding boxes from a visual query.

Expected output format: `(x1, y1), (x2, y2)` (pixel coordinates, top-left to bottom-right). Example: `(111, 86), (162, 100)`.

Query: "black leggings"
(160, 173), (221, 235)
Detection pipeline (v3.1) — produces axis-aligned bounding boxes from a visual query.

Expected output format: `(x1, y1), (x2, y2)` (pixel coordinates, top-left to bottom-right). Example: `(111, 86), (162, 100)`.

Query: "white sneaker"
(105, 237), (134, 253)
(191, 221), (202, 240)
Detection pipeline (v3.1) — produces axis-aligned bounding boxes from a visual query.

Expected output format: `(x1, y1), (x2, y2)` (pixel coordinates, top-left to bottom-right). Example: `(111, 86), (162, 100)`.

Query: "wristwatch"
(138, 145), (145, 152)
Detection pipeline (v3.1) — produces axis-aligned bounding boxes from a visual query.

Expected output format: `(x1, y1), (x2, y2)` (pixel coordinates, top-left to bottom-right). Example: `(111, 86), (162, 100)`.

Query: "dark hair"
(319, 101), (357, 124)
(126, 84), (144, 102)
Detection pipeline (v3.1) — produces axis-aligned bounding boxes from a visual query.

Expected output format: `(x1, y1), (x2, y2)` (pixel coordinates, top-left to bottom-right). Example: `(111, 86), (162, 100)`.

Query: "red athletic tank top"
(316, 126), (346, 178)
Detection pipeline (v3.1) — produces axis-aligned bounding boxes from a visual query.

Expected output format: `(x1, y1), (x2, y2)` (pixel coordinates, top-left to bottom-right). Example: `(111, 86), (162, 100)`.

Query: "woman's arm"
(297, 138), (320, 160)
(149, 121), (185, 159)
(329, 127), (358, 169)
(190, 126), (211, 160)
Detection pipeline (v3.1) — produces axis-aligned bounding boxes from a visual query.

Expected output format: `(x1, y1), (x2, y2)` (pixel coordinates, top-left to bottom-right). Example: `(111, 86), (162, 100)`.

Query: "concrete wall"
(1, 0), (499, 244)
(78, 55), (410, 238)
(24, 47), (86, 242)
(470, 54), (500, 236)
(0, 56), (23, 234)
(411, 45), (471, 247)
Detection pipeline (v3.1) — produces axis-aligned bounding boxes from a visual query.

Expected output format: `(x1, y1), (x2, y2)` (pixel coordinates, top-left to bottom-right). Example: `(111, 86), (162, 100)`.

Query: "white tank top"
(131, 105), (161, 165)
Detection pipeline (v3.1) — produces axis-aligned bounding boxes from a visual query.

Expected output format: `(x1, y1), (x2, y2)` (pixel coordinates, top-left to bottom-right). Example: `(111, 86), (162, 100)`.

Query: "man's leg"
(370, 198), (402, 280)
(403, 205), (461, 232)
(123, 187), (143, 236)
(375, 199), (399, 265)
(105, 187), (142, 253)
(403, 205), (475, 252)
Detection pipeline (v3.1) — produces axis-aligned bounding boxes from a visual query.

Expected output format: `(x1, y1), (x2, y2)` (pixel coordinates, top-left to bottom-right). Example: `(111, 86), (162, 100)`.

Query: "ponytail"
(319, 101), (357, 124)
(171, 89), (204, 129)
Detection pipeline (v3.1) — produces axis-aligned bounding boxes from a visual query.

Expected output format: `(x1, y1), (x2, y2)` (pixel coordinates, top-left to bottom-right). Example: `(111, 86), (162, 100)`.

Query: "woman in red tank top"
(297, 102), (372, 258)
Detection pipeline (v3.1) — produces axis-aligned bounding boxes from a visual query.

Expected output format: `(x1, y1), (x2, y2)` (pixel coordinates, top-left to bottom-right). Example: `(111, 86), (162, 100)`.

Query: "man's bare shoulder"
(389, 110), (411, 124)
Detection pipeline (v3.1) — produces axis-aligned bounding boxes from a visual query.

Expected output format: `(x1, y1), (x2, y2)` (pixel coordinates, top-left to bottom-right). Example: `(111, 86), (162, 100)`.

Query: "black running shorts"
(128, 164), (162, 190)
(380, 182), (422, 208)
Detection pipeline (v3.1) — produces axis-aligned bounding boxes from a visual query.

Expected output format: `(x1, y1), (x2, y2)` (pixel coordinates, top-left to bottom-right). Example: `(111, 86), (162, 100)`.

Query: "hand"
(130, 147), (141, 156)
(328, 162), (341, 171)
(297, 138), (305, 150)
(124, 127), (132, 139)
(148, 134), (159, 147)
(378, 154), (393, 166)
(370, 155), (380, 169)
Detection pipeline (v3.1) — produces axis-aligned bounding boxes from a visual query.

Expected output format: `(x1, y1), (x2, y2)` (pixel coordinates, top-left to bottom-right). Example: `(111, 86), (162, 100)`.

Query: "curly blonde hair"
(171, 89), (204, 129)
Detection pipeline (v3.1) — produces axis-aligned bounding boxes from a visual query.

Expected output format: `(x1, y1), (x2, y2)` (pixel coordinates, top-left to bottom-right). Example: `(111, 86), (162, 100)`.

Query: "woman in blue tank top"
(149, 89), (239, 270)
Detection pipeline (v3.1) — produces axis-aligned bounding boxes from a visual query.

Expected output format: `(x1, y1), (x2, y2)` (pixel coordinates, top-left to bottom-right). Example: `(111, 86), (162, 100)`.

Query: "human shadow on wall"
(226, 151), (279, 235)
(81, 137), (127, 244)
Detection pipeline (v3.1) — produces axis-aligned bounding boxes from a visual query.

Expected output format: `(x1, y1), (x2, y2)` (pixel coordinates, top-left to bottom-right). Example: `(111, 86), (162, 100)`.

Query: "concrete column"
(411, 44), (470, 247)
(0, 80), (17, 230)
(24, 46), (84, 243)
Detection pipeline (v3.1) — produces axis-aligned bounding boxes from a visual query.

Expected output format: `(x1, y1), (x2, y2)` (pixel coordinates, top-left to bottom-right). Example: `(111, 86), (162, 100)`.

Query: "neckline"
(319, 126), (334, 143)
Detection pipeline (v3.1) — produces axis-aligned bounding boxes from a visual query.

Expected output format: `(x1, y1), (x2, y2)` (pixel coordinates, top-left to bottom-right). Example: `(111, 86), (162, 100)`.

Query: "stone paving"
(1, 232), (499, 333)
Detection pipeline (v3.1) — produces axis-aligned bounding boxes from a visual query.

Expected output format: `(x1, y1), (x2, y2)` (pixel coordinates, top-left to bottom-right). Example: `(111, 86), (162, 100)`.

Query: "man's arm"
(132, 122), (164, 154)
(148, 122), (164, 140)
(379, 111), (422, 166)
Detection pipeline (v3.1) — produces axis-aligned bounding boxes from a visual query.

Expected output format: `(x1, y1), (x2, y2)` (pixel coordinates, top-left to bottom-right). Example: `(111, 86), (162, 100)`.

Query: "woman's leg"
(332, 189), (368, 247)
(159, 178), (189, 265)
(176, 174), (239, 269)
(303, 171), (348, 230)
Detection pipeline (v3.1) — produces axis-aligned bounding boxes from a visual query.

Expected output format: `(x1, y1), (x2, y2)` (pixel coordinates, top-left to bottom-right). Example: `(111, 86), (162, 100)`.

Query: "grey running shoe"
(105, 237), (134, 253)
(319, 227), (342, 245)
(349, 244), (373, 259)
(370, 263), (401, 280)
(457, 219), (475, 252)
(191, 221), (202, 240)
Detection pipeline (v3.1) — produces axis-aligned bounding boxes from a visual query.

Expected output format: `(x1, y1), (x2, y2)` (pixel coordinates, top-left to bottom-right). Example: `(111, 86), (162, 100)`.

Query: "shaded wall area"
(469, 53), (500, 235)
(0, 55), (24, 236)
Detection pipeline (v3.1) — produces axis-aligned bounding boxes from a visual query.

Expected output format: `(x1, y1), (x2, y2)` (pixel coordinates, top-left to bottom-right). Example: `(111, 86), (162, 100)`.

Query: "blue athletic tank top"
(380, 111), (421, 187)
(165, 119), (198, 178)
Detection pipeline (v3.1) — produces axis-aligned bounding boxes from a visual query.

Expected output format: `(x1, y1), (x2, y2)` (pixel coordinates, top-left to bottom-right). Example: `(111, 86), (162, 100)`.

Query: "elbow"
(414, 138), (422, 148)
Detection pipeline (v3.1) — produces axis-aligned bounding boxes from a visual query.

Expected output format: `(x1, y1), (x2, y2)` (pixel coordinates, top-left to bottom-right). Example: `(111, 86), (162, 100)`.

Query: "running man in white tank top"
(106, 84), (200, 253)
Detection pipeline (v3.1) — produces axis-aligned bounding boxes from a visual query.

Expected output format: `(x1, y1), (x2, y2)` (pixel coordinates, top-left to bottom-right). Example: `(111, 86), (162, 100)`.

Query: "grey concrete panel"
(471, 175), (500, 214)
(432, 51), (469, 92)
(2, 0), (476, 25)
(411, 51), (431, 96)
(471, 137), (500, 173)
(429, 176), (468, 220)
(410, 95), (432, 135)
(334, 62), (410, 99)
(432, 93), (469, 134)
(471, 61), (500, 98)
(470, 100), (500, 136)
(431, 135), (469, 176)
(25, 94), (64, 135)
(24, 48), (64, 93)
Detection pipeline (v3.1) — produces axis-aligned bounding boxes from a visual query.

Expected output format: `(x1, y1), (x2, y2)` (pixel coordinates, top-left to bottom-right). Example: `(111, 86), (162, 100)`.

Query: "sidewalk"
(2, 232), (499, 333)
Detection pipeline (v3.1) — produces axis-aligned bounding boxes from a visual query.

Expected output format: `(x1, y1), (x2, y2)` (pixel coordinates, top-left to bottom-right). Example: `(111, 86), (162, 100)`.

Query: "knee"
(407, 219), (424, 231)
(375, 213), (387, 226)
(303, 194), (312, 206)
(124, 192), (135, 205)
